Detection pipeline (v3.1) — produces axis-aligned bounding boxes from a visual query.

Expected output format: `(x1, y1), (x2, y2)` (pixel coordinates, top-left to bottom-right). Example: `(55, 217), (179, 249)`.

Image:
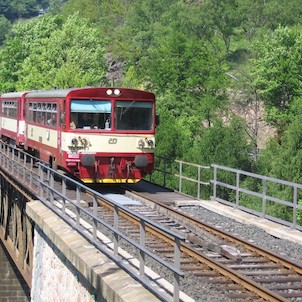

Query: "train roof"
(25, 87), (155, 99)
(1, 91), (30, 98)
(26, 88), (77, 98)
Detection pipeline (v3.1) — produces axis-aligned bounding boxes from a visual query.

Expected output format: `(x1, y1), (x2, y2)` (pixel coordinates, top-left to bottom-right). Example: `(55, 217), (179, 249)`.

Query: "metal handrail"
(39, 167), (185, 302)
(2, 142), (302, 299)
(211, 164), (302, 231)
(151, 157), (302, 231)
(0, 143), (185, 302)
(175, 160), (210, 200)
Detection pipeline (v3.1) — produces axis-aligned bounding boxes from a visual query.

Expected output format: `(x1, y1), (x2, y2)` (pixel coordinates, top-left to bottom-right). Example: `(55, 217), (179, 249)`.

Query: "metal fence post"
(114, 204), (119, 258)
(179, 161), (183, 194)
(212, 165), (217, 200)
(62, 178), (66, 215)
(76, 184), (81, 226)
(39, 165), (44, 198)
(173, 237), (181, 302)
(261, 178), (267, 218)
(293, 186), (297, 229)
(197, 166), (201, 200)
(93, 194), (98, 241)
(236, 171), (240, 208)
(139, 219), (146, 277)
(50, 171), (54, 206)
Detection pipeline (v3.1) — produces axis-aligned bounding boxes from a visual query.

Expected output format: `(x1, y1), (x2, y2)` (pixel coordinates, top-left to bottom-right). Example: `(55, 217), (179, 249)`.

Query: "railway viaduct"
(0, 144), (169, 302)
(2, 143), (301, 302)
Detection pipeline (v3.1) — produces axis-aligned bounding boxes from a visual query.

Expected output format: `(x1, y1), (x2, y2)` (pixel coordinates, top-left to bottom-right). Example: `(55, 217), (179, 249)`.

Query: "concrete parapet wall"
(26, 200), (160, 302)
(31, 228), (94, 301)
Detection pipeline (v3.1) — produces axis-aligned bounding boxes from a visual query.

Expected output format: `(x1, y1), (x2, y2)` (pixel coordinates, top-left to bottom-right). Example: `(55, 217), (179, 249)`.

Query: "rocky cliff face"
(106, 54), (124, 86)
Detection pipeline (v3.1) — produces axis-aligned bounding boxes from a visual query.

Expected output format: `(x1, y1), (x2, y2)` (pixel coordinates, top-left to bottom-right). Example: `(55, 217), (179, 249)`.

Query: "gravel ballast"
(177, 204), (302, 301)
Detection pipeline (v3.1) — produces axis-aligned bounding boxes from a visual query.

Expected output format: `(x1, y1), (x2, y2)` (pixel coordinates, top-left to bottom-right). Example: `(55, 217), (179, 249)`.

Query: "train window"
(115, 101), (153, 130)
(47, 111), (52, 125)
(47, 113), (57, 126)
(70, 99), (112, 129)
(26, 102), (58, 126)
(32, 103), (37, 123)
(2, 101), (17, 118)
(28, 103), (34, 122)
(12, 102), (17, 118)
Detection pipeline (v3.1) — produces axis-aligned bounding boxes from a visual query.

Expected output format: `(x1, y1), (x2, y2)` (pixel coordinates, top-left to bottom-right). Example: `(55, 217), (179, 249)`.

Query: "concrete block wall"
(31, 228), (94, 302)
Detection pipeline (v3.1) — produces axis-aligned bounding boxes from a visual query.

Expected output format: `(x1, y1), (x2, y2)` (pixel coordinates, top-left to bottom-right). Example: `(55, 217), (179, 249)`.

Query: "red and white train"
(0, 87), (157, 183)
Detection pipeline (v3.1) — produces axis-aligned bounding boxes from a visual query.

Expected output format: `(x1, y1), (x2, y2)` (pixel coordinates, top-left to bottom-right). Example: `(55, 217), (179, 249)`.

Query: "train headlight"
(138, 139), (145, 148)
(71, 138), (78, 146)
(147, 139), (154, 148)
(106, 89), (113, 95)
(114, 89), (121, 96)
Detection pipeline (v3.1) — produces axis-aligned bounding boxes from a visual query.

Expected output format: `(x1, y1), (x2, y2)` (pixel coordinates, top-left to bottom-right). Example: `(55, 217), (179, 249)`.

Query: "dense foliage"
(1, 0), (302, 216)
(0, 14), (107, 91)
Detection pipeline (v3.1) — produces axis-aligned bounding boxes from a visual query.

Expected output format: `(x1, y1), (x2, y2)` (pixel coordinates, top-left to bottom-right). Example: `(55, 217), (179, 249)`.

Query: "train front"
(63, 88), (156, 183)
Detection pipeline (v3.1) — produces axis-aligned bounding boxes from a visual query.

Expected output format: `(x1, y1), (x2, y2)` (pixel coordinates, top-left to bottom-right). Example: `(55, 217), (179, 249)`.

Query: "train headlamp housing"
(106, 88), (121, 96)
(138, 139), (145, 149)
(137, 138), (155, 149)
(147, 139), (154, 148)
(71, 138), (78, 146)
(114, 89), (121, 96)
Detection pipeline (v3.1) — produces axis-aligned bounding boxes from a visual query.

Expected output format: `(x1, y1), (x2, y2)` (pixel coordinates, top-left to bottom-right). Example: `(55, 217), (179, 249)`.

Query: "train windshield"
(70, 99), (112, 129)
(115, 101), (153, 130)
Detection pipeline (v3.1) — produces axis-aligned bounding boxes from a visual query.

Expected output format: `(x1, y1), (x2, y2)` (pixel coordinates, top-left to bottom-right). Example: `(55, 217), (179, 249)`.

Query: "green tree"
(0, 15), (11, 44)
(182, 117), (253, 199)
(187, 117), (252, 170)
(0, 15), (63, 92)
(261, 108), (302, 184)
(142, 29), (229, 126)
(200, 0), (241, 53)
(0, 0), (46, 20)
(61, 0), (101, 21)
(251, 26), (302, 130)
(0, 13), (107, 91)
(47, 0), (68, 14)
(0, 0), (11, 19)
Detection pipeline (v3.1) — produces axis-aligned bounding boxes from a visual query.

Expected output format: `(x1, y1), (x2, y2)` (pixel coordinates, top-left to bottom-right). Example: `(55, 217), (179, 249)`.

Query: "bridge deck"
(26, 199), (161, 302)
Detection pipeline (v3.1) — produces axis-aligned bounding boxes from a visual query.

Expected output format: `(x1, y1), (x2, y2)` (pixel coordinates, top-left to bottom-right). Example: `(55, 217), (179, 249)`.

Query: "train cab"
(23, 87), (156, 183)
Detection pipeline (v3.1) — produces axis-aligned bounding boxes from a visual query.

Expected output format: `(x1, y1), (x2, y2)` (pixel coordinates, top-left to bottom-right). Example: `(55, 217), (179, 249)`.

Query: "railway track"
(93, 185), (302, 302)
(1, 144), (302, 301)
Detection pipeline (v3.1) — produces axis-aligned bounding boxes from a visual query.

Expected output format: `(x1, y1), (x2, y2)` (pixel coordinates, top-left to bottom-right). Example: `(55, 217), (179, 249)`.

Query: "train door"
(50, 100), (64, 169)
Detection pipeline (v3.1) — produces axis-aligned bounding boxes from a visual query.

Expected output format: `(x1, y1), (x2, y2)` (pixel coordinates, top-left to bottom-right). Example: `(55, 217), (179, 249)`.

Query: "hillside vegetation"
(1, 0), (302, 190)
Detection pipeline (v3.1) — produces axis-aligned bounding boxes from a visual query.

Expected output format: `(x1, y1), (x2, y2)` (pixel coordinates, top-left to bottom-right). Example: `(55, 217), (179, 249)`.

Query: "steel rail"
(125, 186), (302, 301)
(93, 194), (287, 301)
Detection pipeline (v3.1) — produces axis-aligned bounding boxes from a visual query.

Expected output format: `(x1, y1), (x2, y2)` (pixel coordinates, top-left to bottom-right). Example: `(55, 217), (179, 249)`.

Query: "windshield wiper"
(121, 101), (136, 117)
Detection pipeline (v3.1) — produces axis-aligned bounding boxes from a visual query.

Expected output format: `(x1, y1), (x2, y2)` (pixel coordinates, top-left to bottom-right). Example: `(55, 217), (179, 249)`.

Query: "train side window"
(28, 103), (33, 122)
(32, 103), (37, 123)
(52, 104), (57, 127)
(47, 111), (52, 125)
(10, 101), (16, 118)
(46, 103), (52, 126)
(47, 113), (57, 126)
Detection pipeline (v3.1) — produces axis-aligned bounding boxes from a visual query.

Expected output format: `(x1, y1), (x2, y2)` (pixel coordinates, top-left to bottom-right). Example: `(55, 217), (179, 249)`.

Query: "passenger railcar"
(22, 87), (156, 183)
(0, 91), (27, 147)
